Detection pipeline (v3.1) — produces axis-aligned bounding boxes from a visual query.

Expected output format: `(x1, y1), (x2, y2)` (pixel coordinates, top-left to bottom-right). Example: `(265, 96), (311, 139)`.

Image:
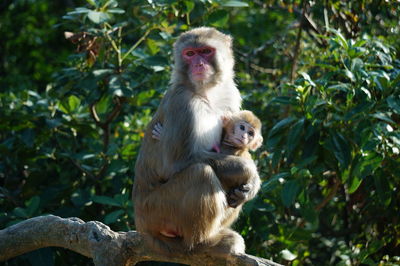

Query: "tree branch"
(315, 173), (340, 212)
(290, 0), (306, 83)
(0, 215), (282, 266)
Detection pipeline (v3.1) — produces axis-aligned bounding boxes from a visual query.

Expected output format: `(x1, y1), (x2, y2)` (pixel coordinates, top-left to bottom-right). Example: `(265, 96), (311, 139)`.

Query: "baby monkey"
(152, 110), (263, 208)
(218, 110), (263, 158)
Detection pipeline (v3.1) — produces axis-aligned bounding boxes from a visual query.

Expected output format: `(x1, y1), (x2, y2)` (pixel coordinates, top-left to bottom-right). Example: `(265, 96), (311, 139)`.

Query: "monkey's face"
(182, 45), (217, 85)
(229, 121), (256, 148)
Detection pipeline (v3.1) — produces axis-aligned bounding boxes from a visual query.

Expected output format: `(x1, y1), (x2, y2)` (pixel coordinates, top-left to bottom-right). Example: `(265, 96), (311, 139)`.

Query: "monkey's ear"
(221, 115), (230, 126)
(250, 136), (263, 151)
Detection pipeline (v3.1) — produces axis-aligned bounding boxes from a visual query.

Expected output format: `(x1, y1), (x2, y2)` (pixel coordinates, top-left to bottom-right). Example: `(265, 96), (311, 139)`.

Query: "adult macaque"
(152, 110), (263, 208)
(133, 27), (260, 256)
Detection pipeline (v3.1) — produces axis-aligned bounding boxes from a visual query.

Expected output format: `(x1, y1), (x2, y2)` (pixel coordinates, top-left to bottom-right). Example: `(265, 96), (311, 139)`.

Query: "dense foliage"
(1, 0), (399, 265)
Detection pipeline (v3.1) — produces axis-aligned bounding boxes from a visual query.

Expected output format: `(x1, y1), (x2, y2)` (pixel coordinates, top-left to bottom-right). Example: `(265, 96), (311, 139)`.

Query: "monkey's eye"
(239, 125), (245, 131)
(201, 48), (212, 54)
(185, 50), (195, 57)
(248, 131), (254, 137)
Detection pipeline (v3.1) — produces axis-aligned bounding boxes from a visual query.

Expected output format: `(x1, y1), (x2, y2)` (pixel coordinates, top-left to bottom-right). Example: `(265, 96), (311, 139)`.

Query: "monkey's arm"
(201, 151), (261, 207)
(158, 90), (196, 176)
(201, 152), (255, 184)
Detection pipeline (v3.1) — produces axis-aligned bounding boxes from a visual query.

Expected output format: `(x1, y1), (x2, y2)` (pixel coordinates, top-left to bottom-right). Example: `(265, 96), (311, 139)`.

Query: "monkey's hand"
(227, 184), (252, 208)
(152, 122), (163, 140)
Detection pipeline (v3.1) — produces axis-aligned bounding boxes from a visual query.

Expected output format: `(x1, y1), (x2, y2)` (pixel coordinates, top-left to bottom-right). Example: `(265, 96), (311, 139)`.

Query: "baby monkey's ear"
(221, 113), (232, 127)
(250, 135), (263, 151)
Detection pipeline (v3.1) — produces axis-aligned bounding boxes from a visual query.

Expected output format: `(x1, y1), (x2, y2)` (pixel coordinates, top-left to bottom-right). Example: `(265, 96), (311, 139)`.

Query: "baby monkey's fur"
(219, 110), (263, 159)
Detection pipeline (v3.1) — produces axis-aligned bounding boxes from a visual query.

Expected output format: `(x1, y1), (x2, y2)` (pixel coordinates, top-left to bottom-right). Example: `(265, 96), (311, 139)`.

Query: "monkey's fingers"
(152, 129), (161, 140)
(227, 188), (247, 208)
(227, 196), (240, 208)
(154, 122), (163, 131)
(238, 184), (251, 192)
(232, 189), (247, 199)
(152, 122), (164, 140)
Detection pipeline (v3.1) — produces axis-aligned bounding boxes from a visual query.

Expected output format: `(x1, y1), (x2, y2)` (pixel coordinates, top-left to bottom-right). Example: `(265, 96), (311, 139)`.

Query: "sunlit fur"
(133, 27), (259, 256)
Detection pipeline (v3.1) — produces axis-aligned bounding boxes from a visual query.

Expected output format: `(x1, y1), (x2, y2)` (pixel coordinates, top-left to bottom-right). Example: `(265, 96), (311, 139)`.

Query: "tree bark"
(0, 215), (281, 266)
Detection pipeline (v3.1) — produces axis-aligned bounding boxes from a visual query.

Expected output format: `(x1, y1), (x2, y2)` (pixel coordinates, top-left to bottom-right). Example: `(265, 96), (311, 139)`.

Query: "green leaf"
(68, 95), (81, 112)
(271, 150), (282, 169)
(146, 39), (160, 56)
(108, 76), (133, 97)
(281, 249), (297, 261)
(21, 129), (35, 148)
(67, 7), (91, 15)
(104, 210), (124, 224)
(373, 175), (391, 206)
(270, 96), (293, 105)
(281, 180), (300, 207)
(144, 56), (168, 72)
(108, 8), (125, 14)
(353, 153), (381, 180)
(26, 196), (40, 217)
(371, 112), (395, 124)
(13, 207), (29, 218)
(92, 195), (121, 207)
(93, 69), (114, 79)
(351, 58), (364, 73)
(183, 1), (195, 13)
(300, 205), (319, 229)
(262, 172), (289, 192)
(286, 118), (304, 158)
(208, 10), (229, 27)
(344, 69), (356, 82)
(71, 189), (92, 207)
(387, 95), (400, 114)
(222, 1), (249, 7)
(266, 134), (282, 150)
(86, 0), (97, 7)
(330, 132), (351, 170)
(297, 155), (318, 168)
(353, 39), (367, 47)
(348, 175), (362, 194)
(330, 28), (348, 50)
(327, 83), (350, 92)
(87, 10), (110, 24)
(300, 72), (316, 87)
(95, 96), (112, 115)
(268, 117), (296, 137)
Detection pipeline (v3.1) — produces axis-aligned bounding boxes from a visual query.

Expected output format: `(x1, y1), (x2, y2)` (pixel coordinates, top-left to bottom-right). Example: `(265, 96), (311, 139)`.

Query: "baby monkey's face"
(229, 120), (256, 148)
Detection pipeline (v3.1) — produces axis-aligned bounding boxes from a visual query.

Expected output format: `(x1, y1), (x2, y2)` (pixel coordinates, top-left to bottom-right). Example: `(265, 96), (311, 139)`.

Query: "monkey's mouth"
(192, 67), (208, 75)
(192, 71), (206, 77)
(191, 72), (211, 82)
(233, 138), (247, 147)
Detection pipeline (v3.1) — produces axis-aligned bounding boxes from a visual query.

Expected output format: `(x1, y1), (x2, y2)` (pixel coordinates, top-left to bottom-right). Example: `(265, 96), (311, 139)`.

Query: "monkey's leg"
(175, 163), (247, 256)
(175, 163), (228, 248)
(220, 205), (241, 228)
(197, 228), (245, 256)
(135, 162), (229, 252)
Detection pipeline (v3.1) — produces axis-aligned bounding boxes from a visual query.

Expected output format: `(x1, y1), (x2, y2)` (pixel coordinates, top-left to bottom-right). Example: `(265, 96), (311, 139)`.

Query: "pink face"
(230, 121), (256, 148)
(182, 46), (216, 82)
